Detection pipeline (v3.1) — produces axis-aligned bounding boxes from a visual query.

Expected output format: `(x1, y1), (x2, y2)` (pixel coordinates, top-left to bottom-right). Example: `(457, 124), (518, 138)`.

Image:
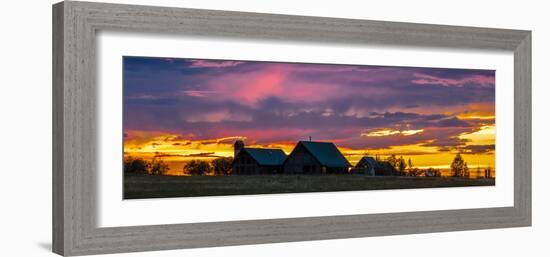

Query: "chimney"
(234, 140), (245, 158)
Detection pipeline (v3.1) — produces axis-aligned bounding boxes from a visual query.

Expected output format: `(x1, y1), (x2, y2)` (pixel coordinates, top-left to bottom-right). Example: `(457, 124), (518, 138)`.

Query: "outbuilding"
(232, 140), (287, 174)
(283, 141), (351, 174)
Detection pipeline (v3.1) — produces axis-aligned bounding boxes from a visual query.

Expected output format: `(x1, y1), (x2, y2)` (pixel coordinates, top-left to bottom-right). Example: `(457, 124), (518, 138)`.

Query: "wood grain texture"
(52, 2), (65, 255)
(514, 32), (532, 225)
(52, 1), (532, 256)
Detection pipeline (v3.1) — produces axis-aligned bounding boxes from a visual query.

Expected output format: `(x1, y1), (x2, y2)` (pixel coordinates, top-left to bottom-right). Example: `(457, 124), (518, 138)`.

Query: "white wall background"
(0, 0), (548, 256)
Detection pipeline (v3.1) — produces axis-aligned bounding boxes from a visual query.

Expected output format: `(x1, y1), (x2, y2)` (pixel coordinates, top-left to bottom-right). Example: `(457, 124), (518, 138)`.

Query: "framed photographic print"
(52, 1), (531, 256)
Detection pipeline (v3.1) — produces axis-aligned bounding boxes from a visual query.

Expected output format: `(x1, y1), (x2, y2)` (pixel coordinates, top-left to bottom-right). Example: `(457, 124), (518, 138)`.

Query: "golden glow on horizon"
(124, 123), (495, 176)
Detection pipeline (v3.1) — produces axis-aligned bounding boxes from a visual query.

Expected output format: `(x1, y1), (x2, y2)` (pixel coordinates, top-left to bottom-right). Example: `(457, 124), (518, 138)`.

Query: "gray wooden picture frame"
(52, 1), (531, 256)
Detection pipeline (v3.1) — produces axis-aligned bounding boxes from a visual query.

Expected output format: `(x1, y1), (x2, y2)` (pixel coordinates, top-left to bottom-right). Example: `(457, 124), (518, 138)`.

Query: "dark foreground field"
(124, 173), (495, 199)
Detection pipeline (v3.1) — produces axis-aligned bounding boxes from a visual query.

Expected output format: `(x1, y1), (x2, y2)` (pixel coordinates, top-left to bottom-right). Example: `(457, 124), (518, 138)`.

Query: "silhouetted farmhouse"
(353, 156), (393, 176)
(282, 141), (351, 174)
(232, 140), (287, 174)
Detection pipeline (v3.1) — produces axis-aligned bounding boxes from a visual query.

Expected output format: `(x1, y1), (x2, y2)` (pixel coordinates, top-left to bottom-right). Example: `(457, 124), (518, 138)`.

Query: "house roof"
(299, 141), (351, 168)
(356, 156), (380, 168)
(242, 148), (287, 166)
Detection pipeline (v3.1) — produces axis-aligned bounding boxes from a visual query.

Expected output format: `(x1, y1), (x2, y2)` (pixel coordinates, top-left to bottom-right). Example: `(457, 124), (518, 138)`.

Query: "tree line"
(125, 153), (491, 178)
(378, 153), (491, 178)
(124, 157), (169, 175)
(184, 157), (234, 175)
(124, 156), (234, 176)
(376, 154), (442, 177)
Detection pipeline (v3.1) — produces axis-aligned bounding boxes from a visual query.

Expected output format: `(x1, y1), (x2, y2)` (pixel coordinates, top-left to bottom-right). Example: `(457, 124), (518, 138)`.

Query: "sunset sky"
(123, 56), (496, 175)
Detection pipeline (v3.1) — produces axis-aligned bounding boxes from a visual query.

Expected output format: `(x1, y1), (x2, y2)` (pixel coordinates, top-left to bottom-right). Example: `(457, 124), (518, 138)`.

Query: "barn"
(282, 141), (351, 174)
(232, 140), (287, 175)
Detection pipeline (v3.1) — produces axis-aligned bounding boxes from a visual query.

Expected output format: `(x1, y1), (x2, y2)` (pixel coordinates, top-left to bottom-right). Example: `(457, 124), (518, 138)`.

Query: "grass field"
(123, 173), (496, 199)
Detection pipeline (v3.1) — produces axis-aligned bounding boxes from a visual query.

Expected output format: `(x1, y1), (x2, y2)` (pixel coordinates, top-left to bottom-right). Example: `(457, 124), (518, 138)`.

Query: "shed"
(352, 156), (380, 176)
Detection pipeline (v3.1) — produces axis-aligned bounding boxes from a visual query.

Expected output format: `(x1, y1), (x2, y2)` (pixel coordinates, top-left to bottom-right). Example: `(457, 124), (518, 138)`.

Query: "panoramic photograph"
(123, 56), (496, 199)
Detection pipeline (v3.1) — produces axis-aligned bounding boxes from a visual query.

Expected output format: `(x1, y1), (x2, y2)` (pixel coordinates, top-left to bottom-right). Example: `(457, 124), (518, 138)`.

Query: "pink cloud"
(196, 64), (382, 106)
(412, 73), (495, 87)
(199, 66), (286, 105)
(234, 68), (287, 104)
(181, 62), (493, 108)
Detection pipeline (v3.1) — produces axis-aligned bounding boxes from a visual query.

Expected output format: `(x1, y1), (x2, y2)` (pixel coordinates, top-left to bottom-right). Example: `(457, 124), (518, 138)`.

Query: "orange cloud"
(363, 129), (424, 137)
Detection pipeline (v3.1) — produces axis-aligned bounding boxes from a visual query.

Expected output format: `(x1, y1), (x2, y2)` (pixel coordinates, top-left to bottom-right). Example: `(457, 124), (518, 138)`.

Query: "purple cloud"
(123, 56), (495, 151)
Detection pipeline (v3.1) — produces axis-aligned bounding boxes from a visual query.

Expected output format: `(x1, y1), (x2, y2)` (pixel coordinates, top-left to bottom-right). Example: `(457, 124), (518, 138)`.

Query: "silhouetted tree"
(476, 166), (482, 178)
(211, 157), (234, 175)
(149, 158), (169, 175)
(398, 156), (406, 175)
(385, 155), (407, 176)
(124, 157), (149, 174)
(184, 160), (211, 175)
(387, 154), (398, 169)
(450, 153), (468, 177)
